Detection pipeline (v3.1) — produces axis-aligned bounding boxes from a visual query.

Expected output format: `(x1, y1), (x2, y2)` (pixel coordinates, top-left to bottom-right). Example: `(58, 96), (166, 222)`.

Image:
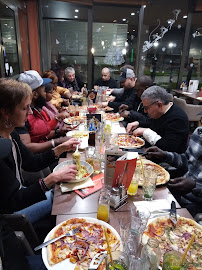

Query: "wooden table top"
(52, 184), (180, 215)
(172, 89), (202, 104)
(56, 208), (194, 228)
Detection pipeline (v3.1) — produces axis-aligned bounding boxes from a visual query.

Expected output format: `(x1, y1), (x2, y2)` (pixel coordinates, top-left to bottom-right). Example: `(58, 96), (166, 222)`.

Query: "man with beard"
(101, 67), (136, 112)
(16, 70), (70, 153)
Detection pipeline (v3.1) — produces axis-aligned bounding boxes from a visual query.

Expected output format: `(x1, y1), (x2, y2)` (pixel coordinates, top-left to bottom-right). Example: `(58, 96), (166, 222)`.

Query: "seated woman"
(0, 78), (79, 224)
(16, 70), (71, 153)
(43, 70), (71, 110)
(41, 83), (70, 136)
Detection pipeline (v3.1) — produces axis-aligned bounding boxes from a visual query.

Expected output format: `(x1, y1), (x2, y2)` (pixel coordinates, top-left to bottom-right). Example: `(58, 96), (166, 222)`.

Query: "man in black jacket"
(94, 67), (118, 88)
(119, 75), (153, 127)
(101, 67), (136, 112)
(127, 86), (189, 153)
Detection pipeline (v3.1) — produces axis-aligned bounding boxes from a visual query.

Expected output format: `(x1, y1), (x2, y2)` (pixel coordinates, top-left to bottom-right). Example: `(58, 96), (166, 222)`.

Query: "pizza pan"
(42, 217), (122, 270)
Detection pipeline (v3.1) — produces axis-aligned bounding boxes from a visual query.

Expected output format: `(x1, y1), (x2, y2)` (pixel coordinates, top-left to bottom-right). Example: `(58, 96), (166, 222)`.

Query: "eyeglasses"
(143, 101), (158, 111)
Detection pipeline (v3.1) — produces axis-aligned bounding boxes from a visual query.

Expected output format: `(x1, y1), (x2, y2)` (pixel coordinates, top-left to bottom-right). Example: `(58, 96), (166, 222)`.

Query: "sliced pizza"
(142, 216), (202, 269)
(104, 113), (124, 122)
(46, 218), (121, 270)
(115, 134), (145, 149)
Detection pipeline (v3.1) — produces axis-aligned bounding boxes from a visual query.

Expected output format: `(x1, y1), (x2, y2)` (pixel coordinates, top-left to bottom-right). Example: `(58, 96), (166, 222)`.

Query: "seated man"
(94, 67), (118, 89)
(101, 67), (136, 112)
(16, 70), (70, 153)
(128, 86), (189, 153)
(64, 66), (84, 94)
(119, 75), (153, 127)
(145, 126), (202, 217)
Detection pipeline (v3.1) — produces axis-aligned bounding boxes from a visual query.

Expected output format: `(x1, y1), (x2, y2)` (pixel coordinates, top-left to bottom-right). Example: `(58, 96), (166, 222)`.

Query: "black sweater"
(108, 87), (136, 113)
(94, 77), (118, 88)
(0, 131), (57, 214)
(139, 104), (189, 153)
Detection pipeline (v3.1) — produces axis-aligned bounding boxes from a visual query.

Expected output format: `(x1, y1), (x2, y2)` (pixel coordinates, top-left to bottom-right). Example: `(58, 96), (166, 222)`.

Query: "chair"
(173, 96), (202, 130)
(3, 214), (40, 254)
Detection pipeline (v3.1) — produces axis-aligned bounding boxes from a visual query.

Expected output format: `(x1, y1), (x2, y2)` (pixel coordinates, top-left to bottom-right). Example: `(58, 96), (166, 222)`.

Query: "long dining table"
(51, 119), (194, 228)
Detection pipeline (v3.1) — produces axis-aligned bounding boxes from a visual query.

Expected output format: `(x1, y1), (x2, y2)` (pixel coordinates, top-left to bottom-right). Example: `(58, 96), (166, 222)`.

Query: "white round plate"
(116, 135), (145, 149)
(53, 160), (93, 183)
(42, 217), (122, 270)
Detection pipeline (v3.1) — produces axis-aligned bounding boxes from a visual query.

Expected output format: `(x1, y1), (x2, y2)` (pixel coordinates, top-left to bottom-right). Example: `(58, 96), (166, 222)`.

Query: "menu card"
(74, 173), (104, 198)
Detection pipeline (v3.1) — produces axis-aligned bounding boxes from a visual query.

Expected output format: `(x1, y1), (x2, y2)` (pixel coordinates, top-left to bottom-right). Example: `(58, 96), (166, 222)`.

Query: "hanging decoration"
(104, 35), (125, 66)
(142, 9), (181, 52)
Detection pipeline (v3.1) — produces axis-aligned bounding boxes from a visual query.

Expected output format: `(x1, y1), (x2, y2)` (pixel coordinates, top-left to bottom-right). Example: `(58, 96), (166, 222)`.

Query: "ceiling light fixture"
(75, 9), (79, 12)
(154, 42), (159, 47)
(91, 48), (95, 54)
(122, 18), (126, 21)
(168, 42), (174, 48)
(183, 15), (187, 19)
(74, 16), (78, 18)
(131, 12), (135, 16)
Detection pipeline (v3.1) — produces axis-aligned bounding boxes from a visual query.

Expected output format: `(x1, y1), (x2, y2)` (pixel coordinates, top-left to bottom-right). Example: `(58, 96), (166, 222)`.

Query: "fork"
(34, 227), (80, 251)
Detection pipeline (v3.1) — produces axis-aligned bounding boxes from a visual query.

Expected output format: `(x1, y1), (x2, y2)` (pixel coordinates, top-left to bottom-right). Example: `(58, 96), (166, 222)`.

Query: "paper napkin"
(60, 177), (94, 193)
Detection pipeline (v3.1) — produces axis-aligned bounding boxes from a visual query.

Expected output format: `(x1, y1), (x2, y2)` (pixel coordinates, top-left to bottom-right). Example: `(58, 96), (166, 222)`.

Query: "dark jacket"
(64, 76), (84, 92)
(94, 77), (118, 88)
(0, 131), (57, 214)
(140, 104), (189, 153)
(108, 87), (136, 112)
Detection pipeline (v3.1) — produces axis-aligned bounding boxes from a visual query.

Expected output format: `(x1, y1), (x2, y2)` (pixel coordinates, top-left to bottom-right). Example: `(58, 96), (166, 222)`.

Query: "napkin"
(133, 199), (170, 212)
(111, 122), (126, 134)
(60, 177), (94, 193)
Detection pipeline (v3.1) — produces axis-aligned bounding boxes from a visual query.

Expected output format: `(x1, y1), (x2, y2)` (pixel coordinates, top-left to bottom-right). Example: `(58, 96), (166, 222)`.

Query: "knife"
(170, 201), (177, 225)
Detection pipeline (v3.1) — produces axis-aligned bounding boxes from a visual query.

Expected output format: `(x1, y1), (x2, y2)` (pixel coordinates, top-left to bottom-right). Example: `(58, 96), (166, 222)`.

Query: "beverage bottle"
(141, 238), (161, 270)
(88, 117), (96, 146)
(83, 83), (88, 97)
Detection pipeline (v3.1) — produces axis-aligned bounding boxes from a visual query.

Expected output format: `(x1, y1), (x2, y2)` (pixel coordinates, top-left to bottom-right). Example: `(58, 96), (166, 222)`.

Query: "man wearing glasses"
(127, 86), (189, 153)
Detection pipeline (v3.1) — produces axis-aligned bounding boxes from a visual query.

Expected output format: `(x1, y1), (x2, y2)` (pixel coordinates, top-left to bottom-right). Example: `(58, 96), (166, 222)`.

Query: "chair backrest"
(173, 96), (202, 122)
(3, 214), (40, 250)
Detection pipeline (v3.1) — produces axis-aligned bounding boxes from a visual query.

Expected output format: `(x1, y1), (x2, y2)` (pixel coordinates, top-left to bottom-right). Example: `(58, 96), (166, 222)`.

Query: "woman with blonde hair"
(0, 78), (79, 223)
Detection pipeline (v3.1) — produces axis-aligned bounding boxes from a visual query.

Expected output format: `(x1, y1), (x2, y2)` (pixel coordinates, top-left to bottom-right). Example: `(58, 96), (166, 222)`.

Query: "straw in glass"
(104, 228), (114, 266)
(139, 155), (145, 177)
(180, 233), (195, 265)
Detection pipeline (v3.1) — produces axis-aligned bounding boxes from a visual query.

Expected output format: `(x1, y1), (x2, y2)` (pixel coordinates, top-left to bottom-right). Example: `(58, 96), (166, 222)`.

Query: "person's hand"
(56, 111), (69, 121)
(60, 137), (80, 151)
(73, 91), (79, 95)
(119, 104), (129, 112)
(47, 165), (78, 186)
(64, 92), (72, 99)
(133, 128), (147, 137)
(107, 96), (115, 102)
(120, 110), (130, 118)
(126, 121), (139, 133)
(101, 102), (109, 108)
(168, 178), (196, 194)
(145, 146), (167, 160)
(63, 99), (70, 106)
(107, 88), (113, 95)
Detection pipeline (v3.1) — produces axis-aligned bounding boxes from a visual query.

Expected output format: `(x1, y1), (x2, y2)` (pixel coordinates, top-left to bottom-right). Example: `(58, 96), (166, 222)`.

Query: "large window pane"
(93, 5), (139, 85)
(0, 1), (19, 76)
(140, 0), (189, 89)
(41, 0), (88, 83)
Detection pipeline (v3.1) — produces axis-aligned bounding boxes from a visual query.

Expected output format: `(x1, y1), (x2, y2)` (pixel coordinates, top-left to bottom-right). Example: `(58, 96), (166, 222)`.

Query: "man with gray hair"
(64, 66), (84, 93)
(127, 86), (189, 153)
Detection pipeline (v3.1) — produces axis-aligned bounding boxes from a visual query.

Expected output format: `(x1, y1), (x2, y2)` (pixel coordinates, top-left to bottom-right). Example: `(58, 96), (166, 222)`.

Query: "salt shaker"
(110, 187), (120, 208)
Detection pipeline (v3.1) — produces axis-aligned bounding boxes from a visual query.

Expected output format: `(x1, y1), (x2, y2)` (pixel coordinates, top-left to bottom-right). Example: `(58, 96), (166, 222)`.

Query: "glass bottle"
(141, 238), (161, 270)
(88, 117), (96, 146)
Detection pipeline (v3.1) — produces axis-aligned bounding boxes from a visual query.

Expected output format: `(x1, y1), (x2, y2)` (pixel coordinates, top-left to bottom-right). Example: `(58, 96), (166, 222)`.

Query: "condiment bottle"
(110, 187), (120, 208)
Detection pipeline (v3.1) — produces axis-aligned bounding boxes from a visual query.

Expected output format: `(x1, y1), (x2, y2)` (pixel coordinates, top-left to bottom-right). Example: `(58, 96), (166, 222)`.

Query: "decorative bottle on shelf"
(141, 238), (161, 270)
(88, 117), (96, 146)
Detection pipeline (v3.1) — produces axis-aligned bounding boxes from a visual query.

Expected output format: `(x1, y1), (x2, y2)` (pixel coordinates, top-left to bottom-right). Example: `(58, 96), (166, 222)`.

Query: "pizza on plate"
(142, 216), (202, 269)
(136, 159), (170, 186)
(64, 116), (86, 125)
(46, 218), (121, 270)
(104, 113), (124, 122)
(116, 134), (145, 149)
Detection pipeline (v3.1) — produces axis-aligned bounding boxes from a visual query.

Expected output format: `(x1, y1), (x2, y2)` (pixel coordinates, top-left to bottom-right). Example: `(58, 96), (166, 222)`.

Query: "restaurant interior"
(0, 0), (202, 269)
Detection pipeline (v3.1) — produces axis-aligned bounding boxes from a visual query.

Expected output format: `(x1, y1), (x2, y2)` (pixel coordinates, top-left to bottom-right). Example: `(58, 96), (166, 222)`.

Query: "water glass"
(130, 205), (151, 235)
(97, 188), (110, 222)
(106, 251), (129, 270)
(129, 255), (150, 270)
(142, 169), (157, 201)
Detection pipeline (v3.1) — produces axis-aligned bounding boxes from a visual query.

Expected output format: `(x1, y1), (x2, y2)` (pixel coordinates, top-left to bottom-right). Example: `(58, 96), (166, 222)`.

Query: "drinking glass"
(69, 105), (75, 117)
(142, 169), (157, 201)
(106, 251), (129, 270)
(127, 171), (139, 196)
(93, 150), (101, 174)
(129, 255), (150, 270)
(97, 188), (110, 222)
(130, 205), (151, 235)
(85, 147), (94, 168)
(162, 251), (187, 270)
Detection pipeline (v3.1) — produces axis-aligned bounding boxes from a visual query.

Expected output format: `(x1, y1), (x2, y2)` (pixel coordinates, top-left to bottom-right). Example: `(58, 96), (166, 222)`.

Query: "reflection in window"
(141, 0), (188, 89)
(0, 2), (19, 76)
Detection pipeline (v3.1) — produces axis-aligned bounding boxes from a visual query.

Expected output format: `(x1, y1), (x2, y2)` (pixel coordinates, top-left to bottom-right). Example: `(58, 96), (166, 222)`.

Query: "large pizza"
(142, 216), (202, 269)
(43, 218), (121, 270)
(64, 116), (86, 125)
(136, 159), (170, 186)
(116, 134), (145, 149)
(104, 113), (124, 122)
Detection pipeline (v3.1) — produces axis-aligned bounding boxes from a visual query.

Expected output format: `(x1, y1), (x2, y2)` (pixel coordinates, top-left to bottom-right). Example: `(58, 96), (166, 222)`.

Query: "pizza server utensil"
(170, 201), (177, 225)
(88, 251), (107, 270)
(34, 226), (80, 251)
